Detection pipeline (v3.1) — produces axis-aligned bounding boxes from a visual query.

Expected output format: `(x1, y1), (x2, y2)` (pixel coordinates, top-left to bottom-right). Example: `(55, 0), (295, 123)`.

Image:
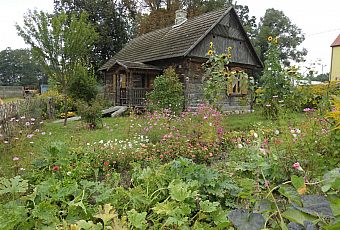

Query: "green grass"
(0, 110), (308, 177)
(0, 117), (131, 177)
(223, 109), (306, 131)
(1, 97), (24, 103)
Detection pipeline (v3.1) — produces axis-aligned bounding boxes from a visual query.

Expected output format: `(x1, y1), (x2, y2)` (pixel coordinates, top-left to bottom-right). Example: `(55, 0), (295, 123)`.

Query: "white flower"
(295, 128), (301, 134)
(253, 132), (258, 138)
(237, 143), (243, 149)
(292, 134), (297, 138)
(99, 140), (104, 144)
(274, 130), (280, 135)
(67, 171), (72, 176)
(290, 129), (295, 134)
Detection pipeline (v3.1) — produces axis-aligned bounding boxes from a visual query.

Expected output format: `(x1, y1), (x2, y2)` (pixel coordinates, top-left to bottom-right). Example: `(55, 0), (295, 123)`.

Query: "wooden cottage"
(99, 7), (262, 111)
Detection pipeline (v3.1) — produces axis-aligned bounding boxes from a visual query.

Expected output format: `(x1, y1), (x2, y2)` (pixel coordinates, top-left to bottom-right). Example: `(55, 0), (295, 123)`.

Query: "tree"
(137, 0), (256, 36)
(54, 0), (135, 69)
(309, 73), (330, 82)
(0, 48), (45, 86)
(16, 10), (98, 125)
(254, 8), (307, 66)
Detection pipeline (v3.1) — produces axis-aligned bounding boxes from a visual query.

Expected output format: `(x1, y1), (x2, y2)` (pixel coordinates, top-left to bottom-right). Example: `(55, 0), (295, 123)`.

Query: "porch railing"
(119, 88), (149, 106)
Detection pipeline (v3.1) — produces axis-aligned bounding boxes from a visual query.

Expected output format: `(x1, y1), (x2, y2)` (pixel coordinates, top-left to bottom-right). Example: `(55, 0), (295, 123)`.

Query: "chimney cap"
(174, 9), (187, 27)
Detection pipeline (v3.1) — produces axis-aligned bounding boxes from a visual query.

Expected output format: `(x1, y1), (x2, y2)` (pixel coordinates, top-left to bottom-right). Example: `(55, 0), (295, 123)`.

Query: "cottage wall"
(189, 11), (260, 68)
(184, 59), (251, 112)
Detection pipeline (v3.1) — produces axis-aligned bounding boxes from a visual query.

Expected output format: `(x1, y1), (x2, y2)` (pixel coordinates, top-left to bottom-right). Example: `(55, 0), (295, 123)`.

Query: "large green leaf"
(0, 176), (28, 196)
(254, 199), (275, 214)
(228, 209), (265, 230)
(293, 195), (334, 218)
(323, 221), (340, 230)
(127, 209), (147, 230)
(168, 179), (191, 202)
(200, 200), (219, 213)
(76, 220), (103, 230)
(282, 208), (317, 226)
(31, 201), (59, 223)
(328, 195), (340, 217)
(279, 184), (302, 206)
(0, 202), (27, 230)
(94, 204), (117, 225)
(322, 168), (340, 192)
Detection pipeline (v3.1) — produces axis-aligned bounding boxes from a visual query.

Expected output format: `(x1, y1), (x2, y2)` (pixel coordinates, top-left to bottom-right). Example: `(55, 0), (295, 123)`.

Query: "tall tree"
(16, 10), (98, 125)
(0, 48), (45, 86)
(254, 8), (307, 66)
(54, 0), (135, 69)
(137, 0), (256, 36)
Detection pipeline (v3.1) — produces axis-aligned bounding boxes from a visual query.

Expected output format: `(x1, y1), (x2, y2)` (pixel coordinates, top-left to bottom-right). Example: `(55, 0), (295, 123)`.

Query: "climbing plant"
(203, 42), (249, 109)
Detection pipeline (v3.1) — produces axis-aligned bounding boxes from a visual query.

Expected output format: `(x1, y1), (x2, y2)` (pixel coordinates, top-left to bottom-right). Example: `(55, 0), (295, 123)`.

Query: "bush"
(68, 65), (98, 102)
(77, 99), (103, 129)
(146, 67), (184, 114)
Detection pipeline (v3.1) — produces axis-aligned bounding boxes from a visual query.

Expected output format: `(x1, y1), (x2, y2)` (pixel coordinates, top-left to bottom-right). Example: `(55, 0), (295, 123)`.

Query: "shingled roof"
(99, 7), (232, 71)
(110, 60), (162, 71)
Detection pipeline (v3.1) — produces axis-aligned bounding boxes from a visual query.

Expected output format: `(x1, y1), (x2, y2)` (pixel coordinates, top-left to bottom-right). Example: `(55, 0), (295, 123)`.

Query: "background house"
(330, 34), (340, 81)
(100, 7), (262, 111)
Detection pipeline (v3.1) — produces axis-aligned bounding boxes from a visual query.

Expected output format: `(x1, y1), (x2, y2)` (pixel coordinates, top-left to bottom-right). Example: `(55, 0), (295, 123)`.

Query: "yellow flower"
(209, 42), (213, 48)
(227, 46), (233, 51)
(274, 36), (279, 44)
(267, 36), (273, 42)
(227, 53), (232, 59)
(207, 49), (214, 56)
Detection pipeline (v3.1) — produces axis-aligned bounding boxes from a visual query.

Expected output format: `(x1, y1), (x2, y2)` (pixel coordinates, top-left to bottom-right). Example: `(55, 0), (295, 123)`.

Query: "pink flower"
(292, 162), (304, 171)
(103, 161), (110, 166)
(13, 156), (20, 161)
(264, 180), (270, 188)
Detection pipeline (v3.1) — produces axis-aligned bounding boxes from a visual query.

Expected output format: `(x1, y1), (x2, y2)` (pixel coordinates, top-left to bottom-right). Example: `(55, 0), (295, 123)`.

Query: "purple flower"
(27, 134), (34, 138)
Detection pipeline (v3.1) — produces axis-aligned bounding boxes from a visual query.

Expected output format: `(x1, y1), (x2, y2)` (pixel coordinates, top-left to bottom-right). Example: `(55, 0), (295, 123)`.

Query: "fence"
(0, 98), (56, 142)
(0, 86), (24, 98)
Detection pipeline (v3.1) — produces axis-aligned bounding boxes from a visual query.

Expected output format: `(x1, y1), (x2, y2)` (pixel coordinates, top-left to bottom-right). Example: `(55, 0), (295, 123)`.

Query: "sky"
(0, 0), (339, 74)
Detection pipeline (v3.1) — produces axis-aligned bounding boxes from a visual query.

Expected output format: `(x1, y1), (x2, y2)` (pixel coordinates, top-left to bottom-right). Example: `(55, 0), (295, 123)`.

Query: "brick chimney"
(174, 9), (187, 26)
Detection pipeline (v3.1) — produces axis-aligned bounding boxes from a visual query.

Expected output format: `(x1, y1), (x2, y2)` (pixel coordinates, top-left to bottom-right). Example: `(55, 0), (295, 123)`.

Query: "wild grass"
(0, 110), (307, 177)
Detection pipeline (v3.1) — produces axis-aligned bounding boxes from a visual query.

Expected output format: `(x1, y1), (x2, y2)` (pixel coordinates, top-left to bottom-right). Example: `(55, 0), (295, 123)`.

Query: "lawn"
(0, 110), (313, 177)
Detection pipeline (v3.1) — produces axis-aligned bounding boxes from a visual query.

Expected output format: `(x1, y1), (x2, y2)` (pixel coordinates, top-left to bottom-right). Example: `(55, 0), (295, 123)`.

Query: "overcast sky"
(0, 0), (339, 74)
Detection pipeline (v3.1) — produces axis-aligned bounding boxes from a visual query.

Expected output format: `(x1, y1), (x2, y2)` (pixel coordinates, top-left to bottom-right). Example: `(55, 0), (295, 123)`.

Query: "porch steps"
(53, 106), (128, 123)
(111, 106), (128, 117)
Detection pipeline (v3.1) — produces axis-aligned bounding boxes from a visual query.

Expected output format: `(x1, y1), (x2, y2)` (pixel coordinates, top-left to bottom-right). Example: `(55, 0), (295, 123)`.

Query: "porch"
(103, 60), (162, 107)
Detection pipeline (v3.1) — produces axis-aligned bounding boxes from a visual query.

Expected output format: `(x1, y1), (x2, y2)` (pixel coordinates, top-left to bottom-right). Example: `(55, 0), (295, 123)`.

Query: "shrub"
(68, 65), (98, 102)
(146, 67), (184, 114)
(76, 99), (103, 129)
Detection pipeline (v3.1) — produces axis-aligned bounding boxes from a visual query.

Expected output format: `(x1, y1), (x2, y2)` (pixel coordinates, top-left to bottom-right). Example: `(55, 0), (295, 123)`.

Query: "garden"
(0, 36), (339, 230)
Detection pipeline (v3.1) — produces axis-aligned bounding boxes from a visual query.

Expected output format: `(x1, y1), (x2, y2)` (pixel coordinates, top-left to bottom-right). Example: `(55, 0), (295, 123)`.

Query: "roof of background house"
(331, 34), (340, 47)
(100, 7), (262, 71)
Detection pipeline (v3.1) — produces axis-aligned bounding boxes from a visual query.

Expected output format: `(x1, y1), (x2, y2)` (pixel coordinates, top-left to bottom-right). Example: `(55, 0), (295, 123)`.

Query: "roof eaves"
(183, 6), (233, 57)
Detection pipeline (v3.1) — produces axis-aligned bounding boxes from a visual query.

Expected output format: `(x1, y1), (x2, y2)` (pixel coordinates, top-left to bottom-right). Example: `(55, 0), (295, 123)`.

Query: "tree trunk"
(63, 93), (68, 126)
